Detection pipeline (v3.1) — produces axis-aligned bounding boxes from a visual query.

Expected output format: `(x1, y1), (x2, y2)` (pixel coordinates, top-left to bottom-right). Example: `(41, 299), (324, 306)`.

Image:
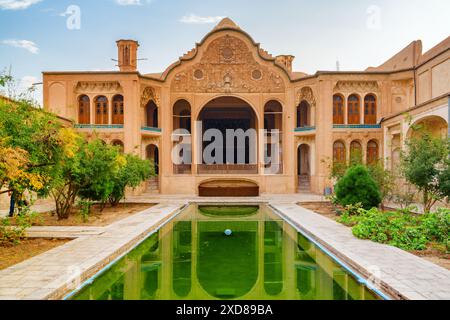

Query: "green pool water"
(71, 204), (382, 300)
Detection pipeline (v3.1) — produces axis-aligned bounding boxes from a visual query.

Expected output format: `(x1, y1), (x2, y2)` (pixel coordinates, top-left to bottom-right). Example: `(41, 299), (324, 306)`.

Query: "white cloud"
(116, 0), (143, 5)
(180, 14), (225, 24)
(20, 75), (38, 89)
(1, 39), (39, 54)
(0, 0), (42, 10)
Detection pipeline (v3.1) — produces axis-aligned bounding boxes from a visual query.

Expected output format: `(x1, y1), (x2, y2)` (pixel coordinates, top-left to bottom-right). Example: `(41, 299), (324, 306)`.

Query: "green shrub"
(108, 154), (153, 207)
(77, 200), (93, 222)
(0, 208), (37, 246)
(345, 207), (449, 252)
(335, 165), (382, 210)
(422, 208), (450, 247)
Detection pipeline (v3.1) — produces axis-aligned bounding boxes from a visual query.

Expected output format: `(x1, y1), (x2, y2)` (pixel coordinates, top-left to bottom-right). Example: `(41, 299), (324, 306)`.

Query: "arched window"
(112, 140), (124, 153)
(173, 100), (191, 132)
(146, 144), (159, 175)
(350, 141), (363, 164)
(264, 100), (283, 174)
(145, 101), (158, 128)
(78, 95), (90, 124)
(264, 100), (283, 132)
(112, 95), (124, 125)
(173, 100), (192, 175)
(333, 141), (346, 164)
(347, 94), (360, 125)
(364, 94), (377, 125)
(94, 96), (109, 125)
(367, 140), (379, 164)
(297, 101), (310, 128)
(333, 95), (344, 125)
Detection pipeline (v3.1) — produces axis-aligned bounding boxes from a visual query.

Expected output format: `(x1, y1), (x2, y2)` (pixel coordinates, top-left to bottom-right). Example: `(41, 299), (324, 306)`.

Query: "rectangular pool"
(70, 204), (384, 300)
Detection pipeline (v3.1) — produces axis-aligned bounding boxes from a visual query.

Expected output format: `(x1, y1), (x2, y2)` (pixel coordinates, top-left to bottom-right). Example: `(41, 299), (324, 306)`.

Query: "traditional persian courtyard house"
(42, 18), (450, 196)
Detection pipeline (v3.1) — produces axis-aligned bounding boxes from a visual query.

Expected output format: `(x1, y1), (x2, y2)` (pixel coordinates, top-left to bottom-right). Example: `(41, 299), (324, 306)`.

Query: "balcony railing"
(74, 124), (124, 129)
(197, 164), (258, 175)
(141, 126), (162, 133)
(295, 126), (316, 132)
(173, 164), (192, 175)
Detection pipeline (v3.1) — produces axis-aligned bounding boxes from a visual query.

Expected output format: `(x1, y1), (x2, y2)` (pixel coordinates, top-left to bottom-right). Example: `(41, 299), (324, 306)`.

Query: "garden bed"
(0, 238), (69, 270)
(11, 203), (155, 227)
(298, 201), (450, 271)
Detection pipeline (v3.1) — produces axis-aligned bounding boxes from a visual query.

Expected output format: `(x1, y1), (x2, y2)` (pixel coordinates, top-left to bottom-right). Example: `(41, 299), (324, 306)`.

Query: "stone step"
(147, 177), (160, 193)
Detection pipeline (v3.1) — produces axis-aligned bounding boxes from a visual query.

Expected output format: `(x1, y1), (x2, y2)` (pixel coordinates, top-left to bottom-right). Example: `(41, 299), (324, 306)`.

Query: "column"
(123, 78), (141, 155)
(108, 95), (113, 125)
(90, 95), (95, 124)
(360, 95), (365, 125)
(257, 99), (265, 175)
(343, 95), (348, 125)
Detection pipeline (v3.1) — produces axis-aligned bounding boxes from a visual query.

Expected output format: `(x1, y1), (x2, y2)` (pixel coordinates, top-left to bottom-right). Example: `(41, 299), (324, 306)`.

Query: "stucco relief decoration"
(333, 81), (379, 93)
(75, 81), (123, 94)
(141, 86), (160, 107)
(296, 87), (316, 107)
(171, 35), (285, 93)
(143, 137), (159, 146)
(392, 79), (414, 95)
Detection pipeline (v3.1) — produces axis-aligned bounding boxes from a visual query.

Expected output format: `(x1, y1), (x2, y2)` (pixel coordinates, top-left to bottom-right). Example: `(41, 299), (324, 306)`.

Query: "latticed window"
(94, 96), (108, 124)
(112, 95), (124, 124)
(367, 140), (379, 164)
(350, 141), (363, 164)
(348, 95), (360, 125)
(78, 95), (90, 124)
(364, 94), (377, 124)
(333, 141), (346, 163)
(333, 95), (344, 124)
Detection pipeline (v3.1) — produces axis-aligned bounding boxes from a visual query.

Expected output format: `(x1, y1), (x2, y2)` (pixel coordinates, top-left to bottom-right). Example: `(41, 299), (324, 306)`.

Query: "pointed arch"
(367, 140), (379, 164)
(145, 100), (159, 128)
(333, 94), (344, 125)
(333, 141), (346, 164)
(112, 95), (124, 125)
(94, 96), (108, 125)
(364, 94), (377, 125)
(350, 140), (363, 164)
(347, 94), (361, 125)
(78, 95), (90, 124)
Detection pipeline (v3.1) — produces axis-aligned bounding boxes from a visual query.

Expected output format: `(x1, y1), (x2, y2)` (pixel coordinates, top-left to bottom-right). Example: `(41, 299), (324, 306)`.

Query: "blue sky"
(0, 0), (449, 104)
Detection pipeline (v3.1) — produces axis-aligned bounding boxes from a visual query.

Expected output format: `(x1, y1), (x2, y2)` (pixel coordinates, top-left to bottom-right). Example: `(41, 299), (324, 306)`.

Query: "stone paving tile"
(0, 199), (55, 218)
(1, 194), (448, 300)
(271, 203), (450, 300)
(0, 203), (186, 300)
(26, 226), (104, 239)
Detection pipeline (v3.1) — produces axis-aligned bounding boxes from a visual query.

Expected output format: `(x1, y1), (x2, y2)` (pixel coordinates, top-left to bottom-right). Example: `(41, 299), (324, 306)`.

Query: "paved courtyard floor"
(0, 193), (449, 300)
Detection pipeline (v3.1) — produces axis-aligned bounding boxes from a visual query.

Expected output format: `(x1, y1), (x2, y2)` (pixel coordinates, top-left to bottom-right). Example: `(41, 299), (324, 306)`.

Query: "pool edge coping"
(268, 204), (394, 300)
(0, 203), (188, 300)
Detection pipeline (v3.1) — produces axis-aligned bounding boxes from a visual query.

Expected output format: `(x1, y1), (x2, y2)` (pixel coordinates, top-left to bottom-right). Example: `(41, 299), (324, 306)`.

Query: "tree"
(0, 98), (74, 207)
(402, 132), (450, 213)
(0, 140), (35, 192)
(77, 139), (124, 206)
(335, 165), (382, 210)
(108, 154), (153, 206)
(367, 161), (394, 208)
(51, 137), (124, 219)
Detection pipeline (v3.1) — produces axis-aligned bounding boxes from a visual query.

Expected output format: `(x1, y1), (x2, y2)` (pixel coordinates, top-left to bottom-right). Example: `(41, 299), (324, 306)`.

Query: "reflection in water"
(264, 221), (283, 296)
(72, 205), (382, 300)
(198, 221), (258, 299)
(173, 221), (192, 297)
